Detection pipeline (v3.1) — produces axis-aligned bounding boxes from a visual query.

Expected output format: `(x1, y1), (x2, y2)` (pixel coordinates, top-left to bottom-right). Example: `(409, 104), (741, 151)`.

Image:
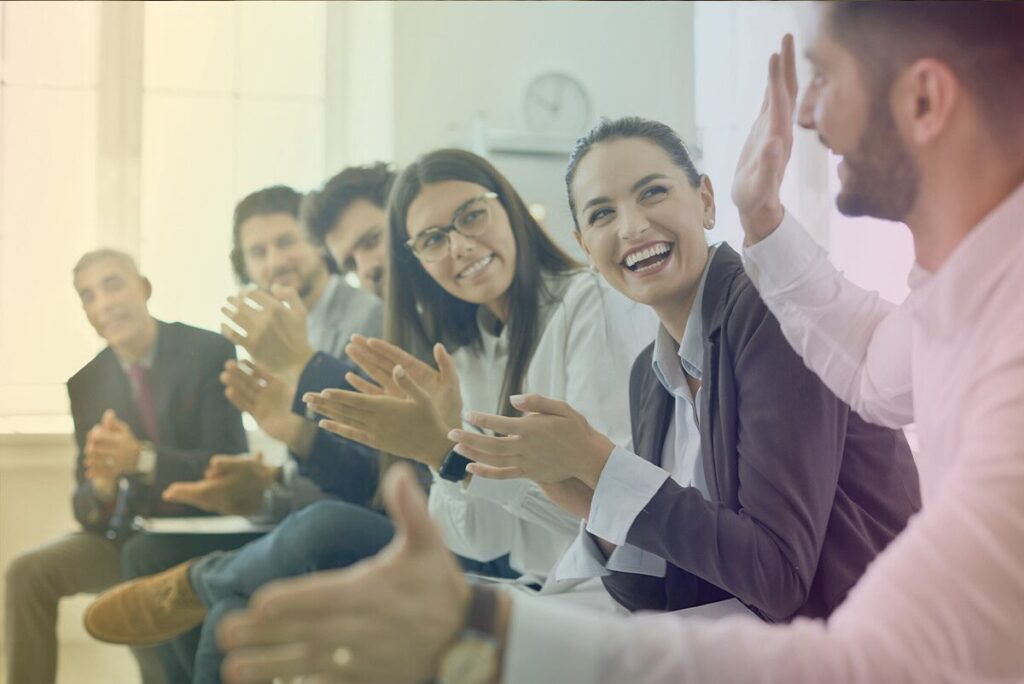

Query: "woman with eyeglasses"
(448, 118), (922, 622)
(306, 147), (655, 598)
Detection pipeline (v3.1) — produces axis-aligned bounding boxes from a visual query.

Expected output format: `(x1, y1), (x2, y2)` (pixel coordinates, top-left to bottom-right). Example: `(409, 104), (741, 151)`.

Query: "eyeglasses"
(405, 192), (498, 263)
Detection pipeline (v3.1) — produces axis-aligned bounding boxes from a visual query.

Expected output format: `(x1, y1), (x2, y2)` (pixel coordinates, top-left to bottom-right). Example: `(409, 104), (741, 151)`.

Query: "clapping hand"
(218, 464), (472, 684)
(220, 359), (314, 454)
(84, 409), (142, 481)
(220, 285), (315, 383)
(449, 394), (615, 489)
(303, 337), (462, 468)
(162, 453), (277, 516)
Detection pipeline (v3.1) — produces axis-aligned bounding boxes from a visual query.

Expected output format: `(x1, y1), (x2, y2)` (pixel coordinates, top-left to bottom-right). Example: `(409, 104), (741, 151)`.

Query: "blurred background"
(0, 2), (914, 681)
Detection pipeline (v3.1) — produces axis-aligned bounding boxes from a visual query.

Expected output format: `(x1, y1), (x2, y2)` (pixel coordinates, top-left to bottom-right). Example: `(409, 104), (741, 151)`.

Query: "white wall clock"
(523, 71), (592, 138)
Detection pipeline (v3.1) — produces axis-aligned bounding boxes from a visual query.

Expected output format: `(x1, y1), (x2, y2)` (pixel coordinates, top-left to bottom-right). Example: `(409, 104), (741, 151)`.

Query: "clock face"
(523, 72), (592, 137)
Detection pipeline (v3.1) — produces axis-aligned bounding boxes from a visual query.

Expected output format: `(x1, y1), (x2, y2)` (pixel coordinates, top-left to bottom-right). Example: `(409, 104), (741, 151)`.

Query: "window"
(0, 1), (328, 433)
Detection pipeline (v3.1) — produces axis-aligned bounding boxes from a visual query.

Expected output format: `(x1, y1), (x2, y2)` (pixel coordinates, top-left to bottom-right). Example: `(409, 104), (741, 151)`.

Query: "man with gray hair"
(3, 249), (248, 684)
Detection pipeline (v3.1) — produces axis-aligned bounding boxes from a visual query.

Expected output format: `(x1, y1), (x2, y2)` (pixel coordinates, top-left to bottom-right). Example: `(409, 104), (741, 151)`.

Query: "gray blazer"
(602, 245), (921, 622)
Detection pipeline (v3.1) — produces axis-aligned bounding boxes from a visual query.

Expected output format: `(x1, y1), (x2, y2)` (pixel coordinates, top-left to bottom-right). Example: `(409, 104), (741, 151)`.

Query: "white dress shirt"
(556, 247), (715, 582)
(428, 270), (657, 595)
(505, 182), (1024, 683)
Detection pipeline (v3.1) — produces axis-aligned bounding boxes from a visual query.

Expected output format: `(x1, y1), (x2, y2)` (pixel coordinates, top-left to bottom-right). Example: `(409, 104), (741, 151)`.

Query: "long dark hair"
(385, 148), (580, 416)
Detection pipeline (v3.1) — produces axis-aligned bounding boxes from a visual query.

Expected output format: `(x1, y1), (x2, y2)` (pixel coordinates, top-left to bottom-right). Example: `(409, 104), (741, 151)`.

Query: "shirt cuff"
(606, 543), (667, 578)
(136, 442), (158, 484)
(555, 521), (668, 581)
(463, 470), (533, 507)
(587, 446), (669, 546)
(741, 211), (824, 295)
(554, 521), (612, 581)
(504, 590), (605, 684)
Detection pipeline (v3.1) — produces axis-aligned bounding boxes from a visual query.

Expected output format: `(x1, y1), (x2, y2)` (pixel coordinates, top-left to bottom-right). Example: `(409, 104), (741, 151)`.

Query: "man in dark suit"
(3, 249), (247, 684)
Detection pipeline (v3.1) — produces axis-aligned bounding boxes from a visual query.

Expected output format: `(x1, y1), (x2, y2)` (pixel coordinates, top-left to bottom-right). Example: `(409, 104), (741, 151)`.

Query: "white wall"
(392, 1), (696, 255)
(694, 2), (914, 300)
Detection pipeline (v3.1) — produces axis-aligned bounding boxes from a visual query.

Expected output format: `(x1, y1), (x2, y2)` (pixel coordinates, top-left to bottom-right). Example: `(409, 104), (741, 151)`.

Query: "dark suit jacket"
(602, 245), (922, 622)
(69, 320), (247, 532)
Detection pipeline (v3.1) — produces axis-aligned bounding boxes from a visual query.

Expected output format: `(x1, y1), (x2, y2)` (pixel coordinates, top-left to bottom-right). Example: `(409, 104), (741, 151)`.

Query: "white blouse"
(428, 269), (656, 592)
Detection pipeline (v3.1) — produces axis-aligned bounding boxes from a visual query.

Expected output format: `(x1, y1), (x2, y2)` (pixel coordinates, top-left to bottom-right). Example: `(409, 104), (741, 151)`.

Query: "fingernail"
(395, 366), (406, 378)
(509, 395), (525, 405)
(447, 429), (460, 440)
(302, 393), (316, 403)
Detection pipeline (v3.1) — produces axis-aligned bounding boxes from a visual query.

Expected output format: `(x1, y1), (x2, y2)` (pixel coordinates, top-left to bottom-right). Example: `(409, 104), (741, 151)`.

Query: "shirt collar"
(306, 274), (341, 324)
(651, 244), (716, 393)
(912, 181), (1024, 336)
(116, 324), (159, 374)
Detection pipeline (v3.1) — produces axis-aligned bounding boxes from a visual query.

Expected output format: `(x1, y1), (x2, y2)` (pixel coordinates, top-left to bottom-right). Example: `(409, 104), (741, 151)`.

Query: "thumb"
(102, 409), (117, 428)
(382, 463), (444, 553)
(393, 365), (430, 405)
(271, 284), (306, 316)
(509, 393), (574, 417)
(434, 343), (458, 384)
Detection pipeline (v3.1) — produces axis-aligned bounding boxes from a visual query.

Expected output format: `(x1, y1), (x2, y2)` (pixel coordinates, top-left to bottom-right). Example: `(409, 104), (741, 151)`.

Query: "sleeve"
(141, 337), (248, 517)
(742, 213), (914, 428)
(586, 445), (670, 545)
(70, 378), (115, 532)
(619, 303), (849, 621)
(504, 325), (1024, 683)
(290, 351), (380, 507)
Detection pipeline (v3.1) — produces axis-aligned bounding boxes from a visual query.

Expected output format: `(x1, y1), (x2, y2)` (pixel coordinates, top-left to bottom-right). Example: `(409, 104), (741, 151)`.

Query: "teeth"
(624, 243), (671, 268)
(458, 255), (494, 279)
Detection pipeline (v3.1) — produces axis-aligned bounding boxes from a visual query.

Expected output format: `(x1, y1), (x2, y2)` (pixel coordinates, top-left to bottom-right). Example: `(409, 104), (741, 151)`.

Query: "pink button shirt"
(506, 182), (1024, 683)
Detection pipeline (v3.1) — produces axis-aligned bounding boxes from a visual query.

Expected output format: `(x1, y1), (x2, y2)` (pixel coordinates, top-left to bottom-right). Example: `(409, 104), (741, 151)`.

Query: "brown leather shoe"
(84, 559), (206, 645)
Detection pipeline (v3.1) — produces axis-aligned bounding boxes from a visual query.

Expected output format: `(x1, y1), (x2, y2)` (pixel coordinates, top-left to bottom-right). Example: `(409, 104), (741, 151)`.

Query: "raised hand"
(449, 394), (616, 489)
(304, 364), (455, 469)
(162, 453), (276, 516)
(220, 359), (314, 454)
(218, 464), (471, 684)
(731, 33), (798, 244)
(220, 285), (315, 383)
(345, 335), (463, 431)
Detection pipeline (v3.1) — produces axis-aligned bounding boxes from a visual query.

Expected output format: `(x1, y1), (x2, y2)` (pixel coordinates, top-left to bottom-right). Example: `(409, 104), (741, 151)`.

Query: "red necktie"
(128, 364), (160, 443)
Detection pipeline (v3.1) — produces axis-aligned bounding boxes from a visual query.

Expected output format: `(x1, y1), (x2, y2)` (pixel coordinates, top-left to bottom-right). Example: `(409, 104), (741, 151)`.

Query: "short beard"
(835, 94), (919, 222)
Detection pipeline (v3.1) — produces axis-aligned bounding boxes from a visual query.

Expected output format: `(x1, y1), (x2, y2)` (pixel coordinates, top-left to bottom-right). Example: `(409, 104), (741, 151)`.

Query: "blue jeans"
(120, 531), (265, 683)
(185, 500), (517, 683)
(188, 501), (394, 683)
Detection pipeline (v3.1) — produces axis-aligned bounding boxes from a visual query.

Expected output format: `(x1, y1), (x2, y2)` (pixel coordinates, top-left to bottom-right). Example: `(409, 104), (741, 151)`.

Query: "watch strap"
(439, 448), (471, 482)
(466, 583), (499, 636)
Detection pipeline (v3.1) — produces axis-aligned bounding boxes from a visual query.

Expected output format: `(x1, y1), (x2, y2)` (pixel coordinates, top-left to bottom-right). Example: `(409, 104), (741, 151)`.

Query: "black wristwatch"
(439, 448), (472, 482)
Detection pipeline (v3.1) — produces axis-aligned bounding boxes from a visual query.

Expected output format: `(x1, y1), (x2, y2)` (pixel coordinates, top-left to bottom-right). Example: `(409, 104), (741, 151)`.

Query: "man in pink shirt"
(214, 3), (1024, 682)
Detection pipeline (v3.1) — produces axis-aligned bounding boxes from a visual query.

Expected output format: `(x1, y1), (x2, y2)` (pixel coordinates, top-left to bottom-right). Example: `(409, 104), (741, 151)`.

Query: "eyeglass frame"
(404, 191), (499, 262)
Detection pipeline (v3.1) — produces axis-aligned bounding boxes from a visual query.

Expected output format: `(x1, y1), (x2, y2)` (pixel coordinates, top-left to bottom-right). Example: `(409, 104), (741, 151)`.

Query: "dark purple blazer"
(601, 245), (921, 622)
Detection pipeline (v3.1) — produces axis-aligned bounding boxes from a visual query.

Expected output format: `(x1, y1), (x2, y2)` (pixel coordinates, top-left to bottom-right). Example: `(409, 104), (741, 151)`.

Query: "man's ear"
(893, 57), (960, 147)
(141, 276), (153, 301)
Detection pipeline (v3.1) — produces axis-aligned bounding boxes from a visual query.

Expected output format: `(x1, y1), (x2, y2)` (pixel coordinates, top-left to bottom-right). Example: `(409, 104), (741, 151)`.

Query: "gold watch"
(437, 584), (500, 684)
